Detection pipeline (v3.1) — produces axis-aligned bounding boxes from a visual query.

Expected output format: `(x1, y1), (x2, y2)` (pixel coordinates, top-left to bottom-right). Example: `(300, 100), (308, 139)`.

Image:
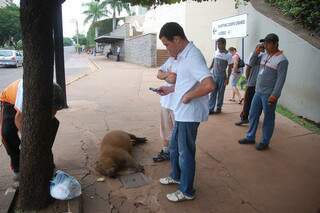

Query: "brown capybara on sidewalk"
(95, 130), (147, 178)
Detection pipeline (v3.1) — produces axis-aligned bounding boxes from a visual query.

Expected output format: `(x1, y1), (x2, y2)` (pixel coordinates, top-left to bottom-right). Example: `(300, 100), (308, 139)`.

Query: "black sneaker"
(235, 119), (249, 126)
(153, 150), (170, 162)
(238, 138), (255, 144)
(209, 111), (215, 115)
(256, 143), (269, 151)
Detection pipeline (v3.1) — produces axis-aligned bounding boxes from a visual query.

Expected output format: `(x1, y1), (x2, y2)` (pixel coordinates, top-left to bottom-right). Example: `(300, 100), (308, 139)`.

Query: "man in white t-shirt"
(157, 22), (216, 202)
(153, 57), (177, 162)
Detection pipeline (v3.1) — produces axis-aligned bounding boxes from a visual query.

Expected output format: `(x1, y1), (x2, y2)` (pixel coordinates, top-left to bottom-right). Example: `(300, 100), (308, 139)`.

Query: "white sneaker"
(166, 190), (195, 202)
(159, 176), (180, 185)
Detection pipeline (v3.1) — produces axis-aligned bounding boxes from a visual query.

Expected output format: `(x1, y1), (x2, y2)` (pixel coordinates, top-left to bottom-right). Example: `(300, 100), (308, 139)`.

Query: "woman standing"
(228, 47), (243, 104)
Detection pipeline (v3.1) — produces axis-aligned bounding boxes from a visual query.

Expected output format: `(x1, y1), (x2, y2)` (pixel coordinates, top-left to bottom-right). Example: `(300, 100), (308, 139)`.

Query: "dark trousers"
(0, 103), (60, 173)
(1, 102), (21, 173)
(240, 86), (255, 121)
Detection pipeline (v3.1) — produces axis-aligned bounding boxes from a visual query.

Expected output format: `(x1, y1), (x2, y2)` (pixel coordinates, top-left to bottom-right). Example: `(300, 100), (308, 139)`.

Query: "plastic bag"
(50, 170), (81, 200)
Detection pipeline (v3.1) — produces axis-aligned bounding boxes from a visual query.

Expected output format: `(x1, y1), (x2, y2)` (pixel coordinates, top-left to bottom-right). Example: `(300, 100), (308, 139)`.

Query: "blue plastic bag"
(50, 170), (81, 200)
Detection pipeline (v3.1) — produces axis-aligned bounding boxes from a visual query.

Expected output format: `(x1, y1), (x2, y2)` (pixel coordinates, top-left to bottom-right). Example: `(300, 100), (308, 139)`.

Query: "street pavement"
(0, 46), (88, 90)
(1, 54), (320, 213)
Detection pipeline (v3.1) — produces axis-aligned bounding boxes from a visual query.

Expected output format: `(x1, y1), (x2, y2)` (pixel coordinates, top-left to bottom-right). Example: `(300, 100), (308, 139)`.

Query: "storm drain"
(119, 173), (151, 188)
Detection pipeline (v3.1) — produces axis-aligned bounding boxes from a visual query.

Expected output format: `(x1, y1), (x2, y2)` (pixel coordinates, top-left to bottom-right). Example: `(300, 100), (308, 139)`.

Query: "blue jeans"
(246, 92), (277, 144)
(209, 75), (226, 112)
(169, 121), (200, 197)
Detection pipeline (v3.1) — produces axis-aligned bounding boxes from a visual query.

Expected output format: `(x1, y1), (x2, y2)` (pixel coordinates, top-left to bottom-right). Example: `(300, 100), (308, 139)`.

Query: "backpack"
(238, 57), (245, 68)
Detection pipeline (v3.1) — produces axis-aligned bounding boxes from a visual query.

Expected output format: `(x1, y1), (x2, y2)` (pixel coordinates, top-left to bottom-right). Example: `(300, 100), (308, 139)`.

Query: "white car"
(0, 49), (23, 68)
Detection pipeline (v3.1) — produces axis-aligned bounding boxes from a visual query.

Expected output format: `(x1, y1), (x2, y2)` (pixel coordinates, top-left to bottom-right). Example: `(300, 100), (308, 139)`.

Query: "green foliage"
(16, 40), (23, 50)
(0, 4), (21, 47)
(264, 0), (320, 35)
(120, 0), (250, 7)
(86, 17), (125, 46)
(82, 1), (107, 25)
(72, 34), (88, 46)
(63, 37), (73, 46)
(276, 104), (320, 134)
(237, 75), (247, 90)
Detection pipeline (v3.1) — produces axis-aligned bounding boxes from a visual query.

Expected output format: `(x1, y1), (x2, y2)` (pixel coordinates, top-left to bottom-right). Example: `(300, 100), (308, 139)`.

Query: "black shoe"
(214, 108), (222, 114)
(238, 138), (255, 144)
(209, 111), (215, 115)
(256, 143), (269, 151)
(235, 119), (249, 126)
(153, 150), (170, 162)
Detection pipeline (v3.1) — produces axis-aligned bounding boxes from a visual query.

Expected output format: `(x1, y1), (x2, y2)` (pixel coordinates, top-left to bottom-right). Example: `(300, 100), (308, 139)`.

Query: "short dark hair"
(159, 22), (186, 41)
(228, 47), (237, 52)
(217, 37), (226, 44)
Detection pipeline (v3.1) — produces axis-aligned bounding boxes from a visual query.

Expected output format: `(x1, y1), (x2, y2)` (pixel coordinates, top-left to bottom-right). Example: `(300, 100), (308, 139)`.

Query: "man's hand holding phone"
(149, 86), (174, 96)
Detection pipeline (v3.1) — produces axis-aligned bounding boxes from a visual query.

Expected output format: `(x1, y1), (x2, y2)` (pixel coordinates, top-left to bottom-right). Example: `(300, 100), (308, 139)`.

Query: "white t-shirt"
(159, 57), (177, 110)
(15, 79), (23, 112)
(171, 42), (213, 122)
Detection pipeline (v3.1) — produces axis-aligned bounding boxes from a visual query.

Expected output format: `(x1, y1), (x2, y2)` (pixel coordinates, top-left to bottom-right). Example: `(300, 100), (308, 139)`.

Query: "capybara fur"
(95, 130), (147, 178)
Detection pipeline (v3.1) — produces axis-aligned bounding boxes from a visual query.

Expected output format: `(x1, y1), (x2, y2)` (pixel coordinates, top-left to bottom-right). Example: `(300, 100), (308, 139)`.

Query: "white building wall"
(143, 3), (186, 49)
(185, 0), (241, 65)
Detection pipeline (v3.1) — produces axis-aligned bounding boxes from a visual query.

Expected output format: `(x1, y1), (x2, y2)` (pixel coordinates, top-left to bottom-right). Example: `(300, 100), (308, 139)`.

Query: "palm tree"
(101, 0), (131, 30)
(82, 1), (107, 37)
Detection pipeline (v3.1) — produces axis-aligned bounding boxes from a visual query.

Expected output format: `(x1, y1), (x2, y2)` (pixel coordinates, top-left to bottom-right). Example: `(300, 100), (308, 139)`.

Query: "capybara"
(95, 130), (147, 178)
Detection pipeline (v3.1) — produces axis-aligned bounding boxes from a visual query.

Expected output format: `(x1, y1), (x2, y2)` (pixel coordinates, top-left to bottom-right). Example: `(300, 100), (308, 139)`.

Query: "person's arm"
(225, 63), (233, 85)
(182, 76), (216, 104)
(15, 110), (22, 131)
(165, 72), (176, 84)
(245, 65), (252, 80)
(209, 58), (214, 70)
(157, 85), (175, 96)
(157, 70), (169, 80)
(269, 60), (289, 105)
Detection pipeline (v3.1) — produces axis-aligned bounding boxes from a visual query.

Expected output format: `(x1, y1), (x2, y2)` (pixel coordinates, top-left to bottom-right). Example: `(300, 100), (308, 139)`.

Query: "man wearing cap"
(0, 79), (65, 180)
(208, 37), (233, 114)
(238, 33), (289, 150)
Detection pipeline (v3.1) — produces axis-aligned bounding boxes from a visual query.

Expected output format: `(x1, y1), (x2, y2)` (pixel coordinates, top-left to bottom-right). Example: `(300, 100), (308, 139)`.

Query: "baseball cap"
(259, 33), (279, 43)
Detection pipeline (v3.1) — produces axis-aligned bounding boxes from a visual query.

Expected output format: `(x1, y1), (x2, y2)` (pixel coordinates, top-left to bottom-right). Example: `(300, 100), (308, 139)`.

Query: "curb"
(66, 56), (101, 86)
(88, 57), (101, 71)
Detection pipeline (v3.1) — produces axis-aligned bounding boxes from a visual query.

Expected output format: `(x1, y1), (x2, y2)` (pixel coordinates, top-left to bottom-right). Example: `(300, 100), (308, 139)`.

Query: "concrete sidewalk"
(53, 55), (320, 213)
(2, 54), (318, 212)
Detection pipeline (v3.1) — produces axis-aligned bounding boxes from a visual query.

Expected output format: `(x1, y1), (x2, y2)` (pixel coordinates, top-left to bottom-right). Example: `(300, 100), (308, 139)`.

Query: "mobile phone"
(149, 87), (159, 92)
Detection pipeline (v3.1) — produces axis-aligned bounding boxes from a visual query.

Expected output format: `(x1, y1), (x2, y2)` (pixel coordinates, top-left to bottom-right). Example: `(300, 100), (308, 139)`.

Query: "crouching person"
(0, 79), (65, 181)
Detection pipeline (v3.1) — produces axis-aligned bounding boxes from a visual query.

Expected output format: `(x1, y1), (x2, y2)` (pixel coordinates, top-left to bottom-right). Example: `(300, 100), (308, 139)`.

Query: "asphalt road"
(0, 46), (88, 91)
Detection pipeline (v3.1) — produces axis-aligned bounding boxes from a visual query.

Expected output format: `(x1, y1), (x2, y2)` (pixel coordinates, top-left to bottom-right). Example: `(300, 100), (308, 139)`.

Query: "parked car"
(0, 49), (23, 68)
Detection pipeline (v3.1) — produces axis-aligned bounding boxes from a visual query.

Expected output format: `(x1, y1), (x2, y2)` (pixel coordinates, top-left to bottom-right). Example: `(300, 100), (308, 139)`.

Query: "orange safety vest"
(0, 79), (20, 105)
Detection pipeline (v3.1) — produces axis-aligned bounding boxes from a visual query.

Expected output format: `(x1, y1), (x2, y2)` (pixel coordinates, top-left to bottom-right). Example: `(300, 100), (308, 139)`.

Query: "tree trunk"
(19, 0), (56, 210)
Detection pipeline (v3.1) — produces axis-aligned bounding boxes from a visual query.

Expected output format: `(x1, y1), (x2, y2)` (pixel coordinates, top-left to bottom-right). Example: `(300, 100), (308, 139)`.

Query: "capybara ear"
(135, 164), (144, 173)
(105, 167), (117, 178)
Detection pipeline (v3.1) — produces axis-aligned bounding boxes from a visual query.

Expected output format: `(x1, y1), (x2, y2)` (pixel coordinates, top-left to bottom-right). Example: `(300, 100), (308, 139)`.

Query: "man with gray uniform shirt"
(235, 44), (265, 126)
(239, 33), (288, 150)
(208, 38), (233, 114)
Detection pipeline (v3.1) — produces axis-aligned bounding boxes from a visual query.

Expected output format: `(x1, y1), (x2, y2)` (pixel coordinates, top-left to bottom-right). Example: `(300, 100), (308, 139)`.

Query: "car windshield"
(0, 50), (14, 57)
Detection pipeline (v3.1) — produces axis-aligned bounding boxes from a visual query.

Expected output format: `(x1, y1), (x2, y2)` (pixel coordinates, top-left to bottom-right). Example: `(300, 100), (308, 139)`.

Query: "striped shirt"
(250, 51), (289, 97)
(212, 50), (233, 78)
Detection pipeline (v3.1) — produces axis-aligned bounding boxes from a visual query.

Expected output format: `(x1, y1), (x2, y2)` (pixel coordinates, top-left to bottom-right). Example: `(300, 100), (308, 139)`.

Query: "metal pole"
(53, 1), (67, 108)
(242, 37), (244, 59)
